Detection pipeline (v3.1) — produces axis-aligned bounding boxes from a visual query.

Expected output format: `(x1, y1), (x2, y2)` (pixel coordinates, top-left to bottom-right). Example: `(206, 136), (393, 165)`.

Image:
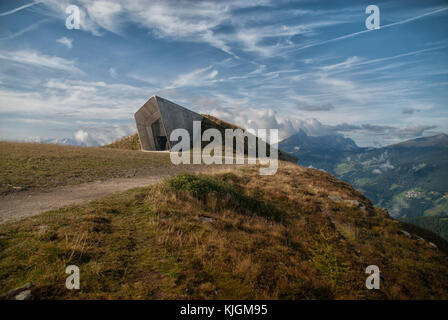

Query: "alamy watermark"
(64, 4), (381, 32)
(65, 5), (80, 30)
(169, 121), (279, 175)
(365, 5), (380, 30)
(365, 265), (380, 289)
(65, 265), (80, 290)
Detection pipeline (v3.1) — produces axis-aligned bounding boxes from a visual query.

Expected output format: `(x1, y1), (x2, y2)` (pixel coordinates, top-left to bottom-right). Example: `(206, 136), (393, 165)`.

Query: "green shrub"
(168, 174), (284, 221)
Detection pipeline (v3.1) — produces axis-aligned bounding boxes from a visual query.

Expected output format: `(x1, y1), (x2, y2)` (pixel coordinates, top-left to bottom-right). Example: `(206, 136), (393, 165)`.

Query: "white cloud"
(40, 0), (240, 49)
(286, 6), (448, 53)
(72, 125), (135, 146)
(109, 67), (117, 77)
(36, 0), (448, 61)
(0, 1), (42, 16)
(74, 129), (89, 143)
(313, 76), (369, 103)
(0, 19), (50, 41)
(315, 77), (355, 91)
(228, 19), (345, 56)
(86, 1), (122, 33)
(167, 66), (218, 89)
(56, 37), (73, 49)
(38, 0), (349, 57)
(321, 56), (362, 71)
(82, 125), (136, 145)
(1, 1), (445, 148)
(0, 50), (80, 73)
(206, 106), (337, 141)
(20, 124), (136, 146)
(0, 79), (151, 120)
(204, 104), (439, 146)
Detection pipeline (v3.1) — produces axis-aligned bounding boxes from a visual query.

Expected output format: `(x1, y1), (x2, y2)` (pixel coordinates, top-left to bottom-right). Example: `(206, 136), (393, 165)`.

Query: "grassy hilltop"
(0, 149), (448, 299)
(0, 141), (183, 195)
(103, 133), (141, 151)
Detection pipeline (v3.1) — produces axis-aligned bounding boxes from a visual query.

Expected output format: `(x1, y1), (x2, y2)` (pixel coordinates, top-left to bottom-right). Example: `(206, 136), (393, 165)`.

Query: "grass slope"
(1, 162), (447, 299)
(103, 133), (141, 150)
(0, 141), (171, 195)
(402, 215), (448, 241)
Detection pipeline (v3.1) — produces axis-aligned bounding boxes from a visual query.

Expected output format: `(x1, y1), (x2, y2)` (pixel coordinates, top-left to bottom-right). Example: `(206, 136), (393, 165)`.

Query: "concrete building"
(134, 96), (203, 151)
(134, 95), (298, 163)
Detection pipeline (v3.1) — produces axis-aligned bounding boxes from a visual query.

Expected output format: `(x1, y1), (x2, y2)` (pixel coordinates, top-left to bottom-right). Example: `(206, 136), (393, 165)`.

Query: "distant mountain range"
(24, 136), (96, 147)
(280, 132), (448, 239)
(23, 126), (136, 147)
(279, 129), (361, 171)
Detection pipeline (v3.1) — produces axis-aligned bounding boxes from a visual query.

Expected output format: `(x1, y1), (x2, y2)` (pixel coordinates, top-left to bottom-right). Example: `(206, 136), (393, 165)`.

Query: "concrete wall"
(134, 96), (165, 151)
(134, 96), (203, 151)
(156, 96), (203, 149)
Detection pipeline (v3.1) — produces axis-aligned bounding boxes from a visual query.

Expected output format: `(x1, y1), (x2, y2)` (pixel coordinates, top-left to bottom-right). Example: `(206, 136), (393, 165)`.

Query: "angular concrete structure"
(134, 96), (203, 151)
(134, 96), (298, 163)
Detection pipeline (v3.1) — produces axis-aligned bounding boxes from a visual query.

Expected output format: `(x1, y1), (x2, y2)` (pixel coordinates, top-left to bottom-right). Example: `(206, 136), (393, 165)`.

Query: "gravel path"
(0, 165), (236, 224)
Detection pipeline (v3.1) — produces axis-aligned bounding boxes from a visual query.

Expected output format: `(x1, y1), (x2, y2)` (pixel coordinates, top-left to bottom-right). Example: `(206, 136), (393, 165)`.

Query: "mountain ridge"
(279, 131), (448, 240)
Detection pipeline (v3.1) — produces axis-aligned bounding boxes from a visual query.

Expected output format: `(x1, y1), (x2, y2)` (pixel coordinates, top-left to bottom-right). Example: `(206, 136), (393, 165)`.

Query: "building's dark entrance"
(151, 119), (168, 150)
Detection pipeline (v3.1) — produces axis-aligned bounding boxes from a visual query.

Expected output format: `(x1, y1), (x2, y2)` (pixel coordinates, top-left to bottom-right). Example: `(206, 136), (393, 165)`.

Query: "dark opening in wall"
(151, 119), (168, 151)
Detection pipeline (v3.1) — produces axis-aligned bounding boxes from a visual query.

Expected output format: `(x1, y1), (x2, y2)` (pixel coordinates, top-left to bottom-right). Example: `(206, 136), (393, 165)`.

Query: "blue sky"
(0, 0), (447, 147)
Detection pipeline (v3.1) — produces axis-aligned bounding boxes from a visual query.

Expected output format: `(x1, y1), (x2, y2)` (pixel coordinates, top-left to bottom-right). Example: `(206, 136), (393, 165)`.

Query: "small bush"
(168, 174), (284, 221)
(104, 133), (141, 150)
(168, 174), (235, 199)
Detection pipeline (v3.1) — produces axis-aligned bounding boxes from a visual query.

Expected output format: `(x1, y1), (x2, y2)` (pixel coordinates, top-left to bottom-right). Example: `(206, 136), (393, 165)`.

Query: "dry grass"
(1, 162), (447, 299)
(0, 141), (174, 195)
(0, 140), (294, 195)
(103, 133), (141, 150)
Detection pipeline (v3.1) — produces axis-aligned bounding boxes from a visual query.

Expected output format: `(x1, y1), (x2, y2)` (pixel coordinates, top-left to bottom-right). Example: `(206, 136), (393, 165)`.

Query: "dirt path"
(0, 165), (236, 224)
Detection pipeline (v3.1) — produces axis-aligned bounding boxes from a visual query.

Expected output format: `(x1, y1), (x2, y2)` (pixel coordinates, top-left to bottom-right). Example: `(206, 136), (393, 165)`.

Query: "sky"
(0, 0), (447, 147)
